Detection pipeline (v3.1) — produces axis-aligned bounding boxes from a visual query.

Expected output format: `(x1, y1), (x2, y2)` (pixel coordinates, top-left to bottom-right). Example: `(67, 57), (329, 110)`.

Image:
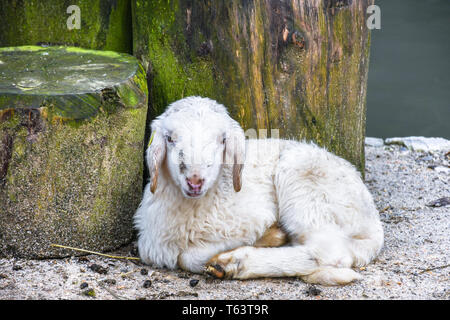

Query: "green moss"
(106, 1), (132, 52)
(12, 130), (27, 159)
(133, 0), (218, 115)
(0, 45), (44, 52)
(0, 0), (132, 53)
(65, 47), (124, 59)
(83, 288), (96, 297)
(117, 84), (139, 108)
(0, 111), (19, 130)
(133, 64), (149, 94)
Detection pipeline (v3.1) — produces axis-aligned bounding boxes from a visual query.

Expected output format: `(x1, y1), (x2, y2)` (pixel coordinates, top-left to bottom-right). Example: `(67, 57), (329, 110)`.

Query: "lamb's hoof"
(205, 248), (248, 279)
(205, 264), (226, 279)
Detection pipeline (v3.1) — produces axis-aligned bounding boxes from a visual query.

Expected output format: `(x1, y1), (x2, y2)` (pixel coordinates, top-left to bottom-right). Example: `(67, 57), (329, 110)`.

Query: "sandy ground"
(0, 144), (448, 300)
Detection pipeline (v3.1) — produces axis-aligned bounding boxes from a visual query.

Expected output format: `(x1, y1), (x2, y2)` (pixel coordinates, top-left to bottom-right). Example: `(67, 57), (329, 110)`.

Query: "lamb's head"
(146, 97), (245, 199)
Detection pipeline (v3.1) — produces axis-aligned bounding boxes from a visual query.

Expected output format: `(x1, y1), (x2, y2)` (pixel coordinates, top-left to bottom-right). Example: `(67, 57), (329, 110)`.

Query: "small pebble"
(417, 155), (433, 162)
(189, 279), (199, 287)
(89, 264), (108, 274)
(80, 282), (89, 289)
(140, 268), (148, 276)
(426, 197), (450, 208)
(82, 288), (96, 298)
(101, 279), (117, 286)
(12, 265), (23, 271)
(143, 280), (152, 288)
(77, 257), (89, 263)
(305, 286), (321, 296)
(130, 246), (139, 257)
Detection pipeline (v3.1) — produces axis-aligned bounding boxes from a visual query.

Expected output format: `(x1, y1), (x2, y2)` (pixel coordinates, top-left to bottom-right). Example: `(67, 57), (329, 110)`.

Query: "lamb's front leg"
(177, 241), (244, 274)
(178, 223), (288, 274)
(205, 246), (318, 280)
(204, 246), (361, 285)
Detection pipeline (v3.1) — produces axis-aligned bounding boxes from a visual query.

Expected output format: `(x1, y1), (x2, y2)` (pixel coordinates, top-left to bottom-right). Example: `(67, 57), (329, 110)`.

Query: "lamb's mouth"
(183, 189), (204, 198)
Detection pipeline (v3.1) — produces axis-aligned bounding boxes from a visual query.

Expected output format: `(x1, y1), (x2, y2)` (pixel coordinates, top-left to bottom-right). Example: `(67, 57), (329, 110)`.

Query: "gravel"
(0, 144), (448, 300)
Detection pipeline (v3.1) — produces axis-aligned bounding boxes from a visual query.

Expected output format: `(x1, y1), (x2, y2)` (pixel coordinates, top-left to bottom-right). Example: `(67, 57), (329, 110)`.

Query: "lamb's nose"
(186, 175), (204, 190)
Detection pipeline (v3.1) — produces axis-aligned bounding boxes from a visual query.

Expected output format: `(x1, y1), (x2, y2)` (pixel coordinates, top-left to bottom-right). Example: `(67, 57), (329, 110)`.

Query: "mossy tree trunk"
(0, 0), (132, 54)
(0, 46), (148, 258)
(132, 0), (373, 173)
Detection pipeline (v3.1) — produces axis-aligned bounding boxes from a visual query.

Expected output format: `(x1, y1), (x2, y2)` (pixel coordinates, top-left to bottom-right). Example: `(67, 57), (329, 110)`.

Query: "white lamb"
(134, 96), (384, 285)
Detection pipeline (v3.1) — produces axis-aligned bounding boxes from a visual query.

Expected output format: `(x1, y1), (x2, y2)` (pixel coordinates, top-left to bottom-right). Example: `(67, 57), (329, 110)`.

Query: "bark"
(132, 0), (373, 173)
(0, 46), (148, 258)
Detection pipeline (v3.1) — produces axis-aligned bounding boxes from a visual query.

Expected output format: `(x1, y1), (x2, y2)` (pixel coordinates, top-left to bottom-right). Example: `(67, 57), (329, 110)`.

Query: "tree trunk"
(0, 46), (148, 258)
(132, 0), (373, 173)
(0, 0), (132, 54)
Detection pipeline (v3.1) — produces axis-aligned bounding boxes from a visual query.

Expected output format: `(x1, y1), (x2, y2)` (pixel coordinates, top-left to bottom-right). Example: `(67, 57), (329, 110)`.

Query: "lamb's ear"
(224, 119), (246, 192)
(146, 121), (166, 193)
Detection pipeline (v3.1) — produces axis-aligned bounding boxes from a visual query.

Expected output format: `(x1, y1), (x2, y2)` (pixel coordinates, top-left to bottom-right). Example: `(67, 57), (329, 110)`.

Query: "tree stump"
(0, 46), (148, 258)
(132, 0), (373, 173)
(0, 0), (132, 53)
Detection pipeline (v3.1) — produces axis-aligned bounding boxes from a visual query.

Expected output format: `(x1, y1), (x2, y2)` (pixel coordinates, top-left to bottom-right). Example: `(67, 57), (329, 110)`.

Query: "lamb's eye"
(166, 135), (174, 143)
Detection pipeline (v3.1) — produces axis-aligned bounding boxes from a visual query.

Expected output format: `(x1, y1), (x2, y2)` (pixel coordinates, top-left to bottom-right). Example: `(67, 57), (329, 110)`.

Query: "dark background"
(366, 0), (450, 139)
